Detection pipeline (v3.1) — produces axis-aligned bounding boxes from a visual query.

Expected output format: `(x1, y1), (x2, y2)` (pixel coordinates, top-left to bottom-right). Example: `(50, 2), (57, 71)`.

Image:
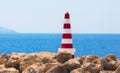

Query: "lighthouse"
(58, 12), (75, 58)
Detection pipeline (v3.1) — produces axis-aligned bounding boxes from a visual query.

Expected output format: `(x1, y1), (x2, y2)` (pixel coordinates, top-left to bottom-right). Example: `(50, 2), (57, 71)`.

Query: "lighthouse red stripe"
(64, 24), (71, 29)
(64, 12), (70, 19)
(62, 34), (72, 38)
(61, 44), (73, 48)
(72, 55), (74, 58)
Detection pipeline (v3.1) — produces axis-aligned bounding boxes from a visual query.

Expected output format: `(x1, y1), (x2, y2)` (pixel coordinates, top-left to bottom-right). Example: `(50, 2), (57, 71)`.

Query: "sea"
(0, 34), (120, 59)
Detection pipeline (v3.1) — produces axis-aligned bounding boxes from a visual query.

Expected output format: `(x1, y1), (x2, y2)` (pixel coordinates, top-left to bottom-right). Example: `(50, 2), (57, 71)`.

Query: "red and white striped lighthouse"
(58, 12), (75, 58)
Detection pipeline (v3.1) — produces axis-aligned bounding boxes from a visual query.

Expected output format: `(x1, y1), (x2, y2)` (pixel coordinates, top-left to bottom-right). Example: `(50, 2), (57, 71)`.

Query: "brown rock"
(23, 62), (45, 73)
(22, 67), (36, 73)
(115, 66), (120, 73)
(5, 53), (27, 72)
(83, 55), (99, 63)
(5, 58), (20, 70)
(41, 57), (57, 64)
(76, 56), (85, 64)
(0, 64), (5, 69)
(105, 54), (117, 62)
(35, 52), (56, 58)
(46, 64), (67, 73)
(115, 61), (120, 69)
(44, 63), (60, 72)
(92, 58), (102, 64)
(82, 63), (103, 73)
(56, 52), (72, 63)
(101, 58), (117, 71)
(64, 59), (81, 73)
(100, 70), (114, 73)
(70, 68), (90, 73)
(19, 54), (39, 72)
(0, 53), (9, 65)
(0, 68), (19, 73)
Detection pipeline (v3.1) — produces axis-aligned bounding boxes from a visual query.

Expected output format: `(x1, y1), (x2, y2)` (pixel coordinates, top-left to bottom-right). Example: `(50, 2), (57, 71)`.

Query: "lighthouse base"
(58, 48), (75, 58)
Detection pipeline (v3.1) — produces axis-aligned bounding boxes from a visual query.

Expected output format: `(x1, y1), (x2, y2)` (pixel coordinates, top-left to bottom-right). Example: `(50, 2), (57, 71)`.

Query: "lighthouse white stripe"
(63, 29), (71, 33)
(58, 48), (75, 54)
(62, 39), (72, 44)
(64, 19), (70, 23)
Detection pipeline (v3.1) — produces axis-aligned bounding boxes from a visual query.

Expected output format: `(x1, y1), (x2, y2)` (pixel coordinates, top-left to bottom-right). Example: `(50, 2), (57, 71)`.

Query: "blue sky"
(0, 0), (120, 33)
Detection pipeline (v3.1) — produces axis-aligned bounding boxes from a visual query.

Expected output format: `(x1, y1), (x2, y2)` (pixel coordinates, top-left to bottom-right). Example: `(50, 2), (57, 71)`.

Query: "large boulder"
(5, 53), (27, 72)
(0, 68), (19, 73)
(0, 64), (5, 69)
(46, 64), (67, 73)
(35, 52), (56, 59)
(81, 63), (103, 73)
(76, 56), (85, 64)
(19, 54), (39, 72)
(44, 63), (60, 72)
(24, 62), (59, 73)
(83, 55), (100, 63)
(56, 52), (72, 63)
(100, 70), (114, 73)
(115, 66), (120, 73)
(101, 58), (117, 71)
(0, 53), (9, 65)
(22, 67), (36, 73)
(5, 56), (20, 69)
(64, 59), (81, 73)
(41, 57), (57, 64)
(115, 61), (120, 69)
(16, 52), (56, 72)
(105, 54), (117, 62)
(22, 62), (45, 73)
(70, 68), (90, 73)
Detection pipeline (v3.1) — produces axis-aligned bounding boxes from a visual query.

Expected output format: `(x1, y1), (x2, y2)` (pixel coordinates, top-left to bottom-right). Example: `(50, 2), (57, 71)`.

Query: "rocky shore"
(0, 52), (120, 73)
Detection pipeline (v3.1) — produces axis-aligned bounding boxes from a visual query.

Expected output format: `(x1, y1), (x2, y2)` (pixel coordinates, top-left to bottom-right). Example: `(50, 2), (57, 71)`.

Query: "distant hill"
(0, 26), (17, 34)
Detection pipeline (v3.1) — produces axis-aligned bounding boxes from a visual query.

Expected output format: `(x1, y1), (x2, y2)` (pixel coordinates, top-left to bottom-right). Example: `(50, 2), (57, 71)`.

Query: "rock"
(22, 67), (36, 73)
(0, 52), (119, 73)
(41, 57), (57, 64)
(101, 58), (117, 71)
(56, 52), (72, 63)
(0, 68), (19, 73)
(115, 61), (120, 69)
(115, 66), (120, 73)
(35, 52), (56, 59)
(105, 54), (117, 62)
(83, 55), (100, 63)
(92, 58), (102, 64)
(23, 62), (45, 73)
(64, 59), (81, 73)
(44, 63), (60, 72)
(5, 57), (20, 70)
(19, 54), (39, 72)
(76, 56), (85, 64)
(46, 64), (67, 73)
(5, 53), (27, 72)
(100, 70), (114, 73)
(82, 63), (103, 73)
(0, 53), (9, 65)
(0, 64), (5, 69)
(70, 68), (90, 73)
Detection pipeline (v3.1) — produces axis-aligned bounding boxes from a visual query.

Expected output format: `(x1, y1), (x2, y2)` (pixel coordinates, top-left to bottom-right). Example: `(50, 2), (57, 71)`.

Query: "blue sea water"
(0, 34), (120, 59)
